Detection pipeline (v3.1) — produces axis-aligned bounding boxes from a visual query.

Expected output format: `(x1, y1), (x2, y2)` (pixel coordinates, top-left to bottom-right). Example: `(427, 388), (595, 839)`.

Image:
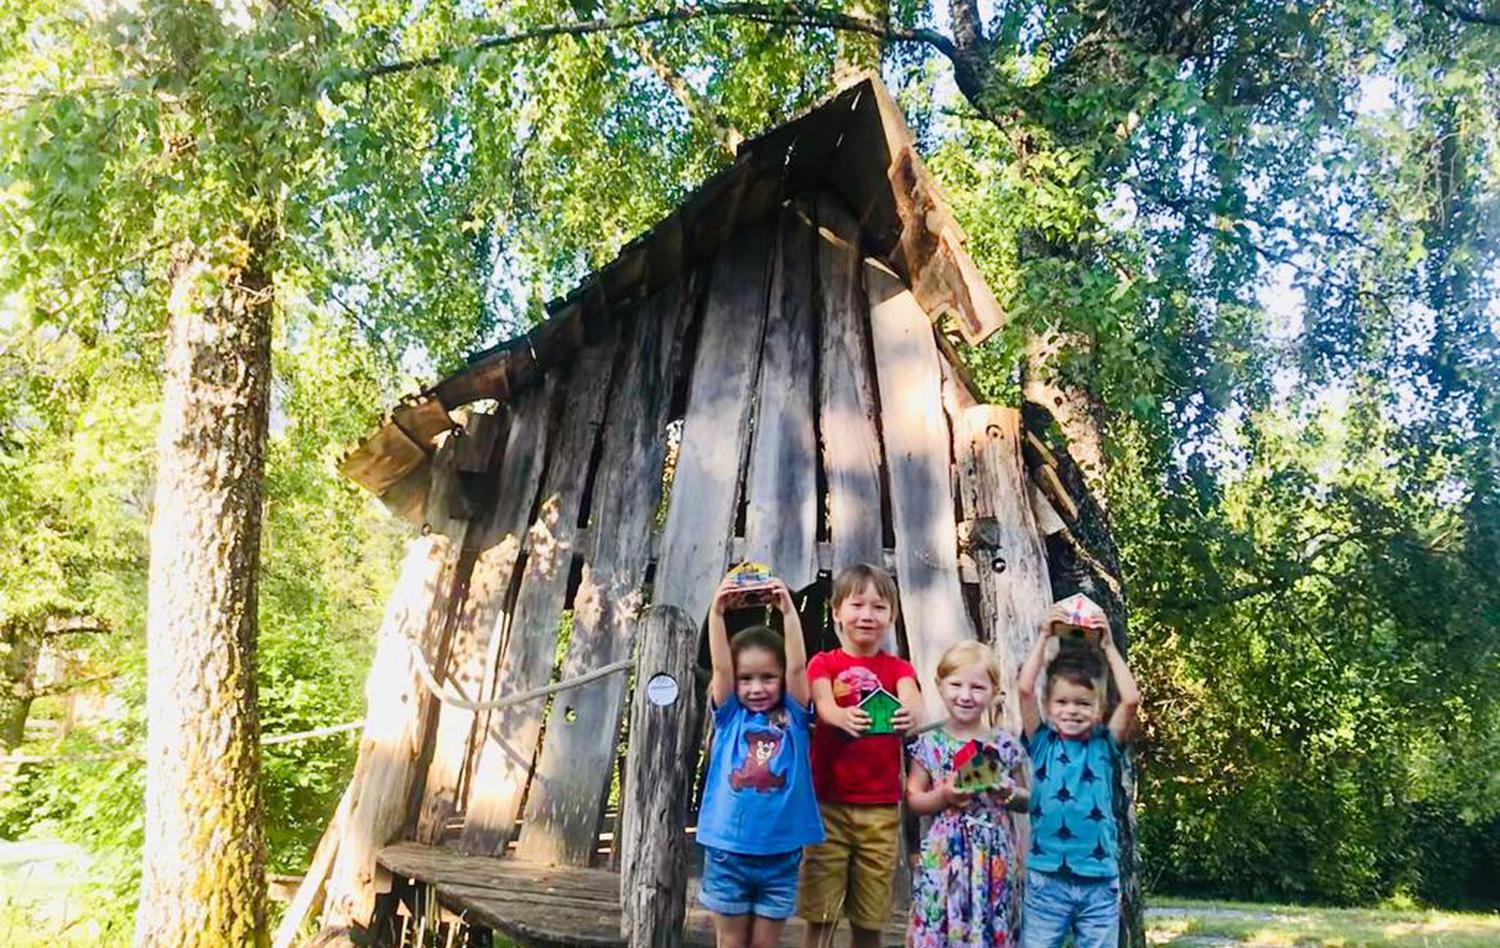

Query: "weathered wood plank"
(651, 221), (773, 622)
(741, 205), (819, 587)
(434, 883), (623, 948)
(834, 79), (1005, 346)
(953, 406), (1053, 734)
(865, 258), (975, 719)
(322, 437), (472, 931)
(459, 335), (619, 854)
(376, 840), (912, 946)
(381, 841), (621, 895)
(516, 274), (700, 866)
(620, 606), (701, 948)
(341, 421), (427, 497)
(415, 385), (554, 844)
(816, 194), (886, 580)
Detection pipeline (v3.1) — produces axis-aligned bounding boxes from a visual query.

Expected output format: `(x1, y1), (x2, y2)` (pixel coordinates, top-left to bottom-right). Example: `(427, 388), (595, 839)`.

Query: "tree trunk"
(134, 227), (274, 948)
(0, 618), (41, 751)
(1022, 329), (1145, 948)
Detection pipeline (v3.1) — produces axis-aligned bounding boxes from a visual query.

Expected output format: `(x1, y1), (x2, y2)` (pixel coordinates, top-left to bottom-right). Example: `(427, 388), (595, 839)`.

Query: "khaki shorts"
(797, 802), (901, 930)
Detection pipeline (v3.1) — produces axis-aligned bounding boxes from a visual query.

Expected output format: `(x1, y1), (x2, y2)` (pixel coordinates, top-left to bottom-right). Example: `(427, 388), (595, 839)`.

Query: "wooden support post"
(321, 434), (472, 934)
(619, 605), (701, 948)
(953, 406), (1053, 735)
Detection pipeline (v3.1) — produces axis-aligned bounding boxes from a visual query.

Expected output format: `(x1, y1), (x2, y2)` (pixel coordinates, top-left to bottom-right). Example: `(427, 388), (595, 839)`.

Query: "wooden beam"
(1034, 463), (1080, 522)
(953, 406), (1054, 734)
(619, 606), (701, 948)
(340, 422), (427, 497)
(865, 258), (975, 719)
(322, 435), (471, 932)
(513, 271), (700, 866)
(741, 205), (819, 588)
(816, 194), (886, 579)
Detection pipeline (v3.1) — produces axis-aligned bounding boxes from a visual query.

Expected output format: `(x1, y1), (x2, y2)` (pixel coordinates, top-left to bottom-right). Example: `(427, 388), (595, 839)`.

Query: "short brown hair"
(731, 625), (785, 671)
(831, 563), (900, 621)
(1046, 651), (1103, 694)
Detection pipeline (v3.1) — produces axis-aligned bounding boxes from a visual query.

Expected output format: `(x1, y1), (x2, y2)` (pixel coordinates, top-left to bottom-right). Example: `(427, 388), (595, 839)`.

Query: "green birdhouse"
(859, 686), (902, 735)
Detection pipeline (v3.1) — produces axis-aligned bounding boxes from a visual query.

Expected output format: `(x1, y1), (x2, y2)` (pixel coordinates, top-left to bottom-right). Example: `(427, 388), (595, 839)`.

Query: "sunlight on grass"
(1148, 898), (1500, 947)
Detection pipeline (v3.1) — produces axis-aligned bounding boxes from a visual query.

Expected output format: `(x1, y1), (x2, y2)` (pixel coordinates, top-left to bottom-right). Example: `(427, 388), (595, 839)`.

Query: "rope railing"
(399, 636), (635, 712)
(2, 634), (639, 766)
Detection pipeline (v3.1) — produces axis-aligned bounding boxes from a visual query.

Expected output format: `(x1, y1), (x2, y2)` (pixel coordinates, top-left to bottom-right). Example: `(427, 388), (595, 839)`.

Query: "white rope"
(260, 720), (365, 746)
(3, 640), (635, 766)
(401, 636), (634, 712)
(3, 720), (369, 765)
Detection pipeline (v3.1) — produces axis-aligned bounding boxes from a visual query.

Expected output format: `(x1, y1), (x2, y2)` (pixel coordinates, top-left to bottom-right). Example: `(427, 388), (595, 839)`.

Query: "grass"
(1148, 896), (1500, 947)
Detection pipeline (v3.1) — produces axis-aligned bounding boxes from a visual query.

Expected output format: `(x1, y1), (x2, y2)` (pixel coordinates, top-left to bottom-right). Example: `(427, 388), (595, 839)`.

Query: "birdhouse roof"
(858, 686), (901, 709)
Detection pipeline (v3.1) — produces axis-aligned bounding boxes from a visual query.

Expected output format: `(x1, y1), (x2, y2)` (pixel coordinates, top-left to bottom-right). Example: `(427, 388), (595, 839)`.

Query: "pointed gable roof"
(342, 74), (1004, 499)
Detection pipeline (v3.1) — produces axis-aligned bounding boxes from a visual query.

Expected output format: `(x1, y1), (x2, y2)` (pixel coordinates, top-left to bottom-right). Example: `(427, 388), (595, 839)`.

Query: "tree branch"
(1426, 0), (1500, 27)
(946, 0), (993, 102)
(631, 34), (743, 157)
(336, 3), (961, 87)
(30, 672), (116, 700)
(43, 616), (111, 638)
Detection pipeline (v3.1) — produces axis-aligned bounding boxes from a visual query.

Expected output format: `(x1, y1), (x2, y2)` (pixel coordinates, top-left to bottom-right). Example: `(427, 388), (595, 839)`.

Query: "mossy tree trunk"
(0, 617), (41, 751)
(134, 226), (274, 948)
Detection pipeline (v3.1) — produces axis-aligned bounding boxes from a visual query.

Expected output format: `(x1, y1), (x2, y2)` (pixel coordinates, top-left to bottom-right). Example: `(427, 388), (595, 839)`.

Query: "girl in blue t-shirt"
(697, 573), (824, 948)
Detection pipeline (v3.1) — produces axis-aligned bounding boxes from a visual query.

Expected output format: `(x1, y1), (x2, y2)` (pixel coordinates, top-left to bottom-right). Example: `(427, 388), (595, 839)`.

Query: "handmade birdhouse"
(859, 686), (903, 735)
(721, 561), (779, 611)
(1048, 592), (1108, 647)
(953, 738), (1009, 793)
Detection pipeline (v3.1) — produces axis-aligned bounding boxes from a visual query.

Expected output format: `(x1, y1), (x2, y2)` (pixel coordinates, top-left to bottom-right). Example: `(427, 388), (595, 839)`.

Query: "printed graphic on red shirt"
(831, 665), (882, 704)
(729, 729), (788, 792)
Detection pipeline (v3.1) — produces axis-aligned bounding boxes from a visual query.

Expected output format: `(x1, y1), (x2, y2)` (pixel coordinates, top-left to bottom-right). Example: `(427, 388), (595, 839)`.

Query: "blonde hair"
(936, 640), (1005, 724)
(831, 563), (900, 621)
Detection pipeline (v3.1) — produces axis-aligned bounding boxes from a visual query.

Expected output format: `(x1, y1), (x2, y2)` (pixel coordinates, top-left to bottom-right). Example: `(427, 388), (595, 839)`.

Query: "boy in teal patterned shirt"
(1017, 609), (1140, 948)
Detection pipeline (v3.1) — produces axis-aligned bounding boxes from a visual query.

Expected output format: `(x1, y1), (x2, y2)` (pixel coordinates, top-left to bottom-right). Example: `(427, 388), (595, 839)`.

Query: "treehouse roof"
(341, 74), (1004, 504)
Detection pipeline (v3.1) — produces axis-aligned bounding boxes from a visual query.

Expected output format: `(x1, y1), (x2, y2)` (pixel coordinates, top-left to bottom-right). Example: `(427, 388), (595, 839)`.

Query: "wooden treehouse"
(291, 76), (1083, 948)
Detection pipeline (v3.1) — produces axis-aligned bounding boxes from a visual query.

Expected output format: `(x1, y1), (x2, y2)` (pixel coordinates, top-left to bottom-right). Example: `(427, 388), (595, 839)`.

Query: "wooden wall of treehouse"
(335, 191), (1055, 884)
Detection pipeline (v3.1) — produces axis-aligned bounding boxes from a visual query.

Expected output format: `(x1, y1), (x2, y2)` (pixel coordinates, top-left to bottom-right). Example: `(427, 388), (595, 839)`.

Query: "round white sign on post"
(645, 673), (679, 707)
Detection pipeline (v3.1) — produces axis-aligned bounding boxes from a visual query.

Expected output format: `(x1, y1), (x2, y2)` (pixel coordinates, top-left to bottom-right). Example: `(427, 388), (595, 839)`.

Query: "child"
(698, 573), (824, 948)
(1016, 603), (1141, 948)
(906, 640), (1031, 947)
(799, 563), (922, 948)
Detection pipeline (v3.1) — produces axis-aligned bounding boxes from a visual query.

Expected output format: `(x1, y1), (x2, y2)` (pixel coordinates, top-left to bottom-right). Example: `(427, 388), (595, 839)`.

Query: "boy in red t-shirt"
(798, 563), (922, 947)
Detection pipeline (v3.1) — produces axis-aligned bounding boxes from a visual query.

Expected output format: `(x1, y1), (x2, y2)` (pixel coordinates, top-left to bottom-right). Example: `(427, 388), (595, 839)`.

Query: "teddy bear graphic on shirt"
(729, 729), (787, 792)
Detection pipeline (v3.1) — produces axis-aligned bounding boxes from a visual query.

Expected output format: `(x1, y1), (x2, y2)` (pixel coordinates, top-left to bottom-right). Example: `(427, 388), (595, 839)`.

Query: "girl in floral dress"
(905, 641), (1031, 947)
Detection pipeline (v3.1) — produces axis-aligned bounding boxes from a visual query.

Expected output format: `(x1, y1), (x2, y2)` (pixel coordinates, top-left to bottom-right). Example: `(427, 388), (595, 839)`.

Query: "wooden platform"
(378, 843), (907, 947)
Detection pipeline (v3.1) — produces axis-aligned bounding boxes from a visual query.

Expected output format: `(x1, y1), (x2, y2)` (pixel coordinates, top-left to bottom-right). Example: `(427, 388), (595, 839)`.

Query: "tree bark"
(1022, 332), (1145, 948)
(134, 226), (274, 948)
(0, 618), (41, 751)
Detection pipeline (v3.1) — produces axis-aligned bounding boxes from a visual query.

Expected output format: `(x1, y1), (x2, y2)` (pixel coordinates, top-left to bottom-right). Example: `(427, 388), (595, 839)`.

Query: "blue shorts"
(1021, 869), (1120, 948)
(698, 846), (803, 919)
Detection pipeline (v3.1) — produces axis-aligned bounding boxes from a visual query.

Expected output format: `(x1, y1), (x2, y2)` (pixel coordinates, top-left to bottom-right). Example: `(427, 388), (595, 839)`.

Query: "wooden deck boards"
(377, 842), (906, 947)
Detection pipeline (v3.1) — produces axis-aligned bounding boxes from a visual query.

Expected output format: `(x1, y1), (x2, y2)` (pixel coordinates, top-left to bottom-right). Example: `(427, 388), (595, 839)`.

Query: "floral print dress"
(908, 727), (1026, 948)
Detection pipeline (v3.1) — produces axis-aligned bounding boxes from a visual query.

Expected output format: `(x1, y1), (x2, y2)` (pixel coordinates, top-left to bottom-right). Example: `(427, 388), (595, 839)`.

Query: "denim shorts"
(699, 846), (804, 919)
(1021, 869), (1120, 948)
